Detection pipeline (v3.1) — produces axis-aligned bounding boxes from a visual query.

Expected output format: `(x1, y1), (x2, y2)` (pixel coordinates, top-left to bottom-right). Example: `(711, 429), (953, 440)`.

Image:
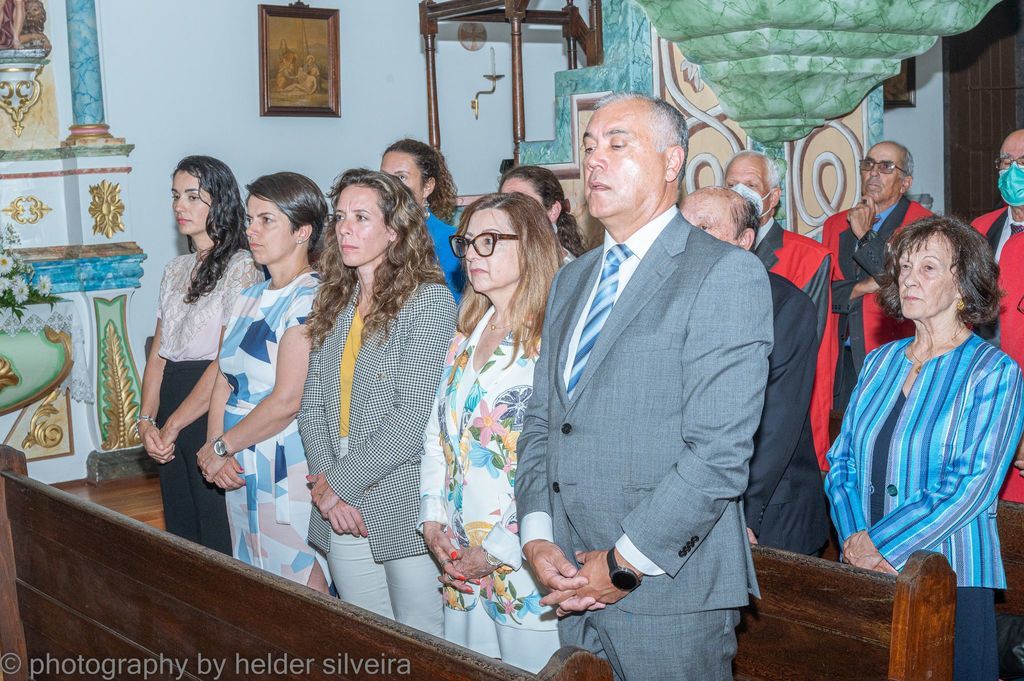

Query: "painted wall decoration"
(2, 194), (51, 224)
(4, 387), (73, 461)
(93, 294), (141, 450)
(88, 179), (125, 239)
(258, 3), (340, 117)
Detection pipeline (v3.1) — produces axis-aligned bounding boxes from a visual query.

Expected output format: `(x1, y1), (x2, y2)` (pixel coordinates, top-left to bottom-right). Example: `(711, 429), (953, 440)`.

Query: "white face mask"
(729, 183), (773, 219)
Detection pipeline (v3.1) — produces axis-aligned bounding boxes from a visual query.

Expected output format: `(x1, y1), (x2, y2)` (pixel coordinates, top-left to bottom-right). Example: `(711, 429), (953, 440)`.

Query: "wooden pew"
(998, 499), (1024, 614)
(0, 445), (955, 680)
(0, 446), (610, 681)
(738, 545), (955, 681)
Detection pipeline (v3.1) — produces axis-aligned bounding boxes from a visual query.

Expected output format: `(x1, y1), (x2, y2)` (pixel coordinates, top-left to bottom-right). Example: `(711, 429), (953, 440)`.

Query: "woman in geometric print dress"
(197, 172), (330, 592)
(420, 192), (562, 672)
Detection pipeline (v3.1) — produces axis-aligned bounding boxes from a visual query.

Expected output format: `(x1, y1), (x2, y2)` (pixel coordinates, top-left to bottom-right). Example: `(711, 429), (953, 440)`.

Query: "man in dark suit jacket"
(682, 186), (829, 555)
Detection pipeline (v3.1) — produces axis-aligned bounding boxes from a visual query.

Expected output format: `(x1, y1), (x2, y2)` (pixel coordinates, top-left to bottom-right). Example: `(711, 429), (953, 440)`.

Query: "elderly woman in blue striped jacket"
(825, 215), (1024, 681)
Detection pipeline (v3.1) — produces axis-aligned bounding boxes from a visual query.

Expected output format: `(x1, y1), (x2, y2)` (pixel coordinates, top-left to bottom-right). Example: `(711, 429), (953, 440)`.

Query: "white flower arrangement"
(0, 223), (59, 319)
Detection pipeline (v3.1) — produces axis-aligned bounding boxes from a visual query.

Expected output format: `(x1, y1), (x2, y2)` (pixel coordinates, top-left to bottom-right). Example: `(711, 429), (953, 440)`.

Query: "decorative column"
(63, 0), (121, 145)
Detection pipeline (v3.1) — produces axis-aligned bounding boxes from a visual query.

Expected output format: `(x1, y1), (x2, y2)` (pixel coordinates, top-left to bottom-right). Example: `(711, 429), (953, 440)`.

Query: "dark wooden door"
(944, 0), (1023, 220)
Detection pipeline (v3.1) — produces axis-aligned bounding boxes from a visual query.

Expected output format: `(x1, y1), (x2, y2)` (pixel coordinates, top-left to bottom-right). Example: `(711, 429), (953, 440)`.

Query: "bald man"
(821, 141), (931, 410)
(974, 129), (1024, 501)
(681, 187), (829, 555)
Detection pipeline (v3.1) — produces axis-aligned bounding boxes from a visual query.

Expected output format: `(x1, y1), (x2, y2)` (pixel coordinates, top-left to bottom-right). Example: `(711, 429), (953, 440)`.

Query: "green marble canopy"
(634, 0), (1000, 142)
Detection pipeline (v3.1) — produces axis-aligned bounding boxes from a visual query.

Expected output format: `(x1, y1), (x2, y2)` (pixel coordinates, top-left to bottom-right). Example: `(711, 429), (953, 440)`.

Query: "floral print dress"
(420, 308), (556, 631)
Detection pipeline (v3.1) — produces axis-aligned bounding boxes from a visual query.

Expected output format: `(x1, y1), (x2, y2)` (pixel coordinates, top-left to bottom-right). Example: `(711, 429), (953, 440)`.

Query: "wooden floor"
(54, 474), (165, 530)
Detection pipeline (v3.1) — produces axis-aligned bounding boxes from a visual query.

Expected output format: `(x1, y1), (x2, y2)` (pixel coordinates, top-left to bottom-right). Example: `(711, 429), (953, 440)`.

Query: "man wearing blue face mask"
(973, 129), (1024, 502)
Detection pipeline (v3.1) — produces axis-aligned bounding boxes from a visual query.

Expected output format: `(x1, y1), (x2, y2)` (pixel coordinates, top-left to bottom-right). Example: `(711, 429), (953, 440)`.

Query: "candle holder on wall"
(471, 47), (504, 120)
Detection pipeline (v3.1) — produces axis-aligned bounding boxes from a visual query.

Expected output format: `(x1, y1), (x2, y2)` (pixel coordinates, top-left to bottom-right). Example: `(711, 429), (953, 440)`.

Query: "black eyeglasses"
(859, 159), (907, 175)
(449, 232), (519, 258)
(996, 155), (1024, 171)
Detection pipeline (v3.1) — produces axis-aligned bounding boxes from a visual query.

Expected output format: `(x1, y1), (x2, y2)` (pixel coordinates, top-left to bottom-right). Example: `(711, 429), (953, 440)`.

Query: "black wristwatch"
(607, 549), (641, 591)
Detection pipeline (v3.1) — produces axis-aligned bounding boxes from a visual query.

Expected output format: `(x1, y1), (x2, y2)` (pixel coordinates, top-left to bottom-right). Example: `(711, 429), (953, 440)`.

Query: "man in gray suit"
(517, 92), (773, 681)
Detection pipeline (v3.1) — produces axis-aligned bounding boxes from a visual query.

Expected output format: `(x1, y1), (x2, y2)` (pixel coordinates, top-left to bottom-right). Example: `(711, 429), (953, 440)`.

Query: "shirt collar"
(755, 218), (776, 248)
(872, 202), (898, 232)
(601, 207), (678, 261)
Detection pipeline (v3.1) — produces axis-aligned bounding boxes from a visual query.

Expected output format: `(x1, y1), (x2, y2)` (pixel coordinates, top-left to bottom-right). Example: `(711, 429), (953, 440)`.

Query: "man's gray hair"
(594, 92), (689, 155)
(726, 150), (782, 190)
(874, 140), (914, 177)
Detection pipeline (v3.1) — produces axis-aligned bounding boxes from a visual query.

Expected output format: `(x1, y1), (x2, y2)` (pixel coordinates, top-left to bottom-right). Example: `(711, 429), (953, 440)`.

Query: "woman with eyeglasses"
(380, 138), (465, 300)
(420, 192), (562, 672)
(196, 172), (330, 592)
(139, 155), (261, 554)
(299, 168), (456, 635)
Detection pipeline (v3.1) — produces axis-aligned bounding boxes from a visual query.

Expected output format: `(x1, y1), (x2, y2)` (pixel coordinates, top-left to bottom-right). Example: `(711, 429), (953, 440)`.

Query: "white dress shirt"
(754, 218), (775, 249)
(996, 211), (1022, 263)
(520, 206), (680, 576)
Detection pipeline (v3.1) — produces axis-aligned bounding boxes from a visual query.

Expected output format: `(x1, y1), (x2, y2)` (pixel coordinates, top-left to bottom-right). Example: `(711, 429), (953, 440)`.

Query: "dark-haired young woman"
(139, 156), (261, 554)
(196, 172), (331, 592)
(499, 164), (587, 261)
(381, 138), (465, 300)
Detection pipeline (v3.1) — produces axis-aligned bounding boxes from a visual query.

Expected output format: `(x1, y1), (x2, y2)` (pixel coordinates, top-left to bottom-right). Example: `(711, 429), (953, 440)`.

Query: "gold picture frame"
(258, 3), (340, 117)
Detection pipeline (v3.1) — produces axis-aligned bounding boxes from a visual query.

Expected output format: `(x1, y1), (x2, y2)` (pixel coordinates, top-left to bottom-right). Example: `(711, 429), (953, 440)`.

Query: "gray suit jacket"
(517, 213), (773, 616)
(298, 282), (456, 562)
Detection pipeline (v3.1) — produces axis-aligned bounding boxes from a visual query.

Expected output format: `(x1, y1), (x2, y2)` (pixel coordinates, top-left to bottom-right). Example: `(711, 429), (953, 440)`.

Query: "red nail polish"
(450, 551), (459, 560)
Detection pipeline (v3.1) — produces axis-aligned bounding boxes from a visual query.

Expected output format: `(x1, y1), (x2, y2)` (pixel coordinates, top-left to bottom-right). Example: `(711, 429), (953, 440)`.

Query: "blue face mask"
(998, 164), (1024, 207)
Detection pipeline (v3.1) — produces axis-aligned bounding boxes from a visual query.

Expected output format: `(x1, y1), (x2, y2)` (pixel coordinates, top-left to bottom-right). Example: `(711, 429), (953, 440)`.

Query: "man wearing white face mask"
(724, 151), (837, 468)
(973, 129), (1024, 502)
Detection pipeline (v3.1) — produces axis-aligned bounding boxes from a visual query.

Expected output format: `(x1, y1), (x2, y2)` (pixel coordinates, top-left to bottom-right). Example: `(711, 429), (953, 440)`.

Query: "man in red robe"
(725, 151), (837, 467)
(822, 141), (931, 411)
(972, 129), (1024, 501)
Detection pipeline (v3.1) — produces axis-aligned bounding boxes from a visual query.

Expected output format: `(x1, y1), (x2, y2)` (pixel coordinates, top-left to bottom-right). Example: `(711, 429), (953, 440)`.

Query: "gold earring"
(957, 299), (965, 311)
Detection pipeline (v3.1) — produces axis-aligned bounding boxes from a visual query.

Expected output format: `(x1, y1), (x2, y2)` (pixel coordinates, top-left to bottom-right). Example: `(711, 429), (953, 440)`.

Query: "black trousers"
(156, 360), (231, 555)
(955, 586), (997, 681)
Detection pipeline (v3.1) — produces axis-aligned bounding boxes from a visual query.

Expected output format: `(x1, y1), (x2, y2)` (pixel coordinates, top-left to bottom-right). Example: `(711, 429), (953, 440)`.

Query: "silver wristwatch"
(212, 436), (229, 458)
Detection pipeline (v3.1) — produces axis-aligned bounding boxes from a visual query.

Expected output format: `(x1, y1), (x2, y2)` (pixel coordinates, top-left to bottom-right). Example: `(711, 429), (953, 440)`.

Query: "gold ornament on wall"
(88, 180), (126, 239)
(22, 388), (63, 450)
(0, 62), (44, 137)
(99, 320), (141, 449)
(0, 356), (19, 391)
(2, 195), (52, 225)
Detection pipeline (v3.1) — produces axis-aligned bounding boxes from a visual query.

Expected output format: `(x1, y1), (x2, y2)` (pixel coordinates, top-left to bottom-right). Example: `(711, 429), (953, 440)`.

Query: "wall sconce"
(0, 58), (46, 137)
(471, 47), (505, 120)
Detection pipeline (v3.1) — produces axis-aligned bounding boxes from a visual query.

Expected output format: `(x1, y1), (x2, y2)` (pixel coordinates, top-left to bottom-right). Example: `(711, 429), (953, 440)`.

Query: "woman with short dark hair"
(197, 171), (330, 592)
(825, 215), (1024, 681)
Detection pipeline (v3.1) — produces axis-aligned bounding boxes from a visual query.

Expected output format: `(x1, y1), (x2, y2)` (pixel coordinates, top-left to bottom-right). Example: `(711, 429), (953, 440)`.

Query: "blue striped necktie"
(567, 243), (633, 397)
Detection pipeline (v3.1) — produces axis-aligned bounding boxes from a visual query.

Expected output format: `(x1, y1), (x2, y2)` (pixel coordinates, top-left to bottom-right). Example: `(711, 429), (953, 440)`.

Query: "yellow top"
(339, 311), (363, 437)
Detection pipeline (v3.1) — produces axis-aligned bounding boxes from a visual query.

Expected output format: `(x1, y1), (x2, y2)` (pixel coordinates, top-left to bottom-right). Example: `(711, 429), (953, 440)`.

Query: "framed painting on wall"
(883, 58), (916, 108)
(258, 3), (340, 117)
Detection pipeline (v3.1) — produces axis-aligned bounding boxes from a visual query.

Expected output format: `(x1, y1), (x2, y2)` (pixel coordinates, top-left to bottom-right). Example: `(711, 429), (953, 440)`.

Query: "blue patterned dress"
(218, 271), (329, 586)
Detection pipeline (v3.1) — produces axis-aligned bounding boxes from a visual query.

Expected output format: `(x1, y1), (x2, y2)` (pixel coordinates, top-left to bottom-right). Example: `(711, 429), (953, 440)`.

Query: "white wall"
(883, 40), (945, 213)
(93, 0), (566, 356)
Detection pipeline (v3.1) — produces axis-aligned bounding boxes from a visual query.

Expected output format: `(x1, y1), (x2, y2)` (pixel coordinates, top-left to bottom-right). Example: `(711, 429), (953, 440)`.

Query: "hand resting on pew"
(842, 530), (898, 574)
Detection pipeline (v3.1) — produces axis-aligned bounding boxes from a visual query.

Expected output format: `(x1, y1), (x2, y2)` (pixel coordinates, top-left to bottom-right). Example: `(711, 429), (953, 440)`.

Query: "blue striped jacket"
(825, 334), (1024, 588)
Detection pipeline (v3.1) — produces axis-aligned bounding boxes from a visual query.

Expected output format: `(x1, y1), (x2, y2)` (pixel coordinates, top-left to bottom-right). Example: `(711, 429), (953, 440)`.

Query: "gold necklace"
(908, 327), (966, 375)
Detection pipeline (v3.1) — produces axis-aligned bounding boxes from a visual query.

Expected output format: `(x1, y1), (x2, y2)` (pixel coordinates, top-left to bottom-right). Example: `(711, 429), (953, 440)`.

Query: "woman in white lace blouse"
(138, 156), (261, 554)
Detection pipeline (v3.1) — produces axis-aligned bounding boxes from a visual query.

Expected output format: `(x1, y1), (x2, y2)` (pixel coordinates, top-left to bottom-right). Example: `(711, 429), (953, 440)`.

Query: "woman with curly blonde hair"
(299, 168), (456, 635)
(381, 138), (465, 300)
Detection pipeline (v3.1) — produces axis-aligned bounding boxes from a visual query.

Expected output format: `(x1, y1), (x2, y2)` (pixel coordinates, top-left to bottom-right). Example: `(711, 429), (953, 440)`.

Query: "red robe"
(822, 200), (931, 355)
(972, 208), (1024, 501)
(765, 229), (838, 467)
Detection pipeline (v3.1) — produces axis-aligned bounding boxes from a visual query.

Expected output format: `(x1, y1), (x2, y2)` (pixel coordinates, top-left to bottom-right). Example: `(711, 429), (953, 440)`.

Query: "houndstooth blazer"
(299, 282), (457, 562)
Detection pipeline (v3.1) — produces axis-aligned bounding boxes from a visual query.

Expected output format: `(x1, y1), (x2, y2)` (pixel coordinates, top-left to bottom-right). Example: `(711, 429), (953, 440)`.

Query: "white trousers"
(444, 597), (561, 674)
(327, 532), (444, 637)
